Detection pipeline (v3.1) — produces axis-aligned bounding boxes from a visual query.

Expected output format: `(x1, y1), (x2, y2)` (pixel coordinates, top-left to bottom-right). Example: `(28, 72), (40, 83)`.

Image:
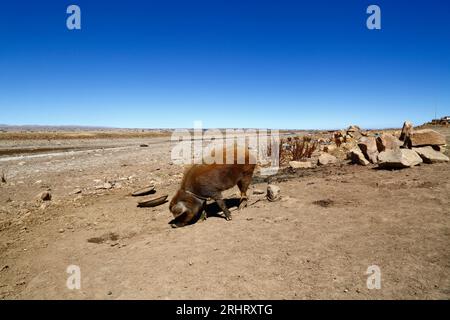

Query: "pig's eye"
(171, 202), (188, 217)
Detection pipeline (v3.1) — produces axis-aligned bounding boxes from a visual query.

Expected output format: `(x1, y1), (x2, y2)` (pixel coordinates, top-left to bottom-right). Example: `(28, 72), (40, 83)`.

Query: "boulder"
(348, 147), (370, 166)
(317, 153), (337, 166)
(289, 161), (312, 169)
(399, 121), (413, 141)
(358, 137), (378, 163)
(405, 129), (446, 147)
(376, 133), (403, 152)
(267, 185), (281, 202)
(378, 149), (423, 169)
(412, 146), (449, 163)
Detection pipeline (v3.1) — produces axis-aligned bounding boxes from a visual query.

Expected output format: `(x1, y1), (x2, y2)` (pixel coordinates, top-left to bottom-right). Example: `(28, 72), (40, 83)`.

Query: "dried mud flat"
(0, 128), (449, 299)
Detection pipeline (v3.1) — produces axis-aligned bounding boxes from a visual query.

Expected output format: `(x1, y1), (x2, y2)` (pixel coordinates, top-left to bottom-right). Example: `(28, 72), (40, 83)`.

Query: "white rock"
(317, 153), (337, 166)
(289, 161), (312, 169)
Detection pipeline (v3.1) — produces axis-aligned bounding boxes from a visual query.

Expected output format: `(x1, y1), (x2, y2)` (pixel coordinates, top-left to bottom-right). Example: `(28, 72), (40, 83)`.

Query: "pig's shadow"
(204, 198), (241, 219)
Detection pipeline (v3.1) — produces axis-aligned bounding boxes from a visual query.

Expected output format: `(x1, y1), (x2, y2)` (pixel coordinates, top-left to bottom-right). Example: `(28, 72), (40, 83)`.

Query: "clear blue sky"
(1, 0), (449, 129)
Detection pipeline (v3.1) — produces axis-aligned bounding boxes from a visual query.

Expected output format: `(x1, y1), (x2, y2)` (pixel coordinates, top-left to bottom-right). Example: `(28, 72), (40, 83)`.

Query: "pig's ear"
(171, 202), (188, 218)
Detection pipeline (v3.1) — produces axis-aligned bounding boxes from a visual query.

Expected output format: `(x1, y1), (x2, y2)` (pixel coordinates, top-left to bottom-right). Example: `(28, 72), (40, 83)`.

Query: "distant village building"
(431, 116), (449, 125)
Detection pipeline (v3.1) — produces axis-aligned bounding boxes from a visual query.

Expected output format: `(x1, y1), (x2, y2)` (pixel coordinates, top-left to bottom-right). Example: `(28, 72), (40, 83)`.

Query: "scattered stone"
(137, 195), (168, 208)
(87, 232), (120, 244)
(312, 199), (334, 207)
(399, 121), (413, 141)
(317, 153), (337, 165)
(131, 185), (155, 196)
(378, 149), (423, 169)
(103, 182), (112, 189)
(289, 161), (312, 169)
(267, 185), (281, 202)
(140, 144), (149, 147)
(413, 146), (449, 163)
(58, 229), (65, 233)
(95, 182), (113, 190)
(405, 129), (446, 148)
(348, 147), (370, 166)
(358, 137), (378, 163)
(376, 133), (402, 152)
(38, 191), (52, 201)
(252, 189), (265, 195)
(71, 188), (82, 195)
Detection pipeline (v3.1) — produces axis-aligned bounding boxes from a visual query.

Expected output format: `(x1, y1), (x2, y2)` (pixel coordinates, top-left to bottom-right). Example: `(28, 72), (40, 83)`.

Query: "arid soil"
(0, 127), (449, 299)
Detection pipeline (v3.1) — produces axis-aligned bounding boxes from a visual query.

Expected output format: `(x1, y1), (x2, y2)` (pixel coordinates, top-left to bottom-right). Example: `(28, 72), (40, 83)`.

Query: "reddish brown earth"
(0, 127), (449, 299)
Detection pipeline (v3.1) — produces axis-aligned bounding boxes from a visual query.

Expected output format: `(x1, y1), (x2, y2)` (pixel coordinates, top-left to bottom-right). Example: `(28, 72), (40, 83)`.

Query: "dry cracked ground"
(0, 128), (449, 299)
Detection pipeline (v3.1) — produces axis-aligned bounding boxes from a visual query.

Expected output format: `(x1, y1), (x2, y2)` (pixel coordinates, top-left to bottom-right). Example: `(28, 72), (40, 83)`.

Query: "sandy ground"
(0, 128), (449, 299)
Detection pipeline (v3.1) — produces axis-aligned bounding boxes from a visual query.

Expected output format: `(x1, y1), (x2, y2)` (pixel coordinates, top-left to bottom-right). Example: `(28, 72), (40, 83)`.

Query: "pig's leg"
(237, 176), (252, 210)
(199, 201), (208, 221)
(213, 193), (232, 221)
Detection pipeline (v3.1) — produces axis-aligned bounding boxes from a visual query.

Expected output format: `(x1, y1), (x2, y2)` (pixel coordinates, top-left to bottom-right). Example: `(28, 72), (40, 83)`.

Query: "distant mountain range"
(0, 124), (169, 132)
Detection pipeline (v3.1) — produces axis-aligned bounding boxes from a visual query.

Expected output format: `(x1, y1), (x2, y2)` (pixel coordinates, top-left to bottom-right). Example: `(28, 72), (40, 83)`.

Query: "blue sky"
(1, 0), (449, 129)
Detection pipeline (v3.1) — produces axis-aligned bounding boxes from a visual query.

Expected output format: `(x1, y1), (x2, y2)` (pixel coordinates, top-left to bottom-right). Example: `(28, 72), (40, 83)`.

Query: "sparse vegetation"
(291, 136), (318, 161)
(1, 170), (6, 183)
(269, 136), (318, 164)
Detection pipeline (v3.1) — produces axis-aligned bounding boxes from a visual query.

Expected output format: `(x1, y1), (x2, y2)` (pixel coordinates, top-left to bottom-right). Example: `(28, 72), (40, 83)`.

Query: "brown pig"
(169, 146), (256, 227)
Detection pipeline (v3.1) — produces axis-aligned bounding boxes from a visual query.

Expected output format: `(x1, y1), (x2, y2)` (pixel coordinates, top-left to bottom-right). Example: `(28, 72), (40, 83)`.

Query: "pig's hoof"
(238, 199), (248, 210)
(225, 215), (232, 221)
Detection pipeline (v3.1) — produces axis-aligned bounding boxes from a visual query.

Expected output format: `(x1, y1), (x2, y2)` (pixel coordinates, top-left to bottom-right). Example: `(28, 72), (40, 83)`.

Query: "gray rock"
(317, 153), (337, 165)
(267, 185), (281, 202)
(378, 149), (423, 169)
(348, 147), (370, 166)
(413, 146), (449, 163)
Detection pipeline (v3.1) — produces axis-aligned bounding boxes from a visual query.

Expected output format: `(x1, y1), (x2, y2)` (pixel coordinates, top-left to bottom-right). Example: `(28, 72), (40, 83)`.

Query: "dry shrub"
(265, 135), (318, 164)
(291, 136), (317, 161)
